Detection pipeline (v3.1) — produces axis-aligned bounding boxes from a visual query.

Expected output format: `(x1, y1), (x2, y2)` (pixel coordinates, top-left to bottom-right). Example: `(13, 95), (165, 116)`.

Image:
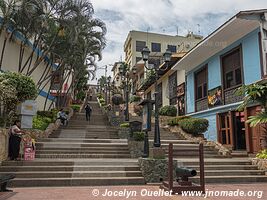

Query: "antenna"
(176, 26), (179, 36)
(197, 24), (200, 34)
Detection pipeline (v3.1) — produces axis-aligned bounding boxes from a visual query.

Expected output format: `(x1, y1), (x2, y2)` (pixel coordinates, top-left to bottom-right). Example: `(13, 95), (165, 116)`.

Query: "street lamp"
(117, 63), (138, 122)
(141, 47), (172, 148)
(107, 76), (111, 104)
(97, 64), (112, 102)
(119, 63), (134, 122)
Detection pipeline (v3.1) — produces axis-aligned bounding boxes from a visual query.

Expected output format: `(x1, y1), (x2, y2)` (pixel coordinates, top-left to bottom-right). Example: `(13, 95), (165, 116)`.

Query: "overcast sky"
(89, 0), (267, 84)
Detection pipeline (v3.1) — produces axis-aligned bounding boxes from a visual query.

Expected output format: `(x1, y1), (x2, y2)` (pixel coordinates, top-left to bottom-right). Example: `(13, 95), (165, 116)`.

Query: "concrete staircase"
(183, 158), (267, 184)
(130, 116), (267, 183)
(0, 99), (145, 187)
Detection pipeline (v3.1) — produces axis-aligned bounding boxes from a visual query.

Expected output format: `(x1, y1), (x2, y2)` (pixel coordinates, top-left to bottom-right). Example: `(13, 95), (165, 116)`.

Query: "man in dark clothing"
(85, 103), (92, 121)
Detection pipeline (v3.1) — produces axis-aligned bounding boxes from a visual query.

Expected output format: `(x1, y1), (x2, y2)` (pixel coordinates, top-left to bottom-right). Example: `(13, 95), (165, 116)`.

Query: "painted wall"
(186, 73), (195, 113)
(177, 70), (185, 85)
(144, 70), (185, 108)
(185, 28), (262, 141)
(0, 33), (55, 110)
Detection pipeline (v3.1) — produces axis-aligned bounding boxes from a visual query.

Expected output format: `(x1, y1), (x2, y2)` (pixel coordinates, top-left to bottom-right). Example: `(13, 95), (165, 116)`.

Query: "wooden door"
(245, 106), (264, 153)
(217, 112), (234, 149)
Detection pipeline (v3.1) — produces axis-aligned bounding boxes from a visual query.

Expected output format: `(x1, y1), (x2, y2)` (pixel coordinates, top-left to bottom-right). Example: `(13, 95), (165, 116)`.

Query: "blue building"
(172, 10), (267, 154)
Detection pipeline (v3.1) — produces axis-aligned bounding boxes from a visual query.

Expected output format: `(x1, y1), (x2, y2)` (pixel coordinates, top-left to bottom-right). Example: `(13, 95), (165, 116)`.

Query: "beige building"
(123, 30), (202, 96)
(123, 30), (202, 114)
(111, 62), (123, 88)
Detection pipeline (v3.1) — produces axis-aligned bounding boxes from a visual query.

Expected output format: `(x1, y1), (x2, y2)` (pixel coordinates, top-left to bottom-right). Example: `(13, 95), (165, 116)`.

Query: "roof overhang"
(172, 9), (267, 73)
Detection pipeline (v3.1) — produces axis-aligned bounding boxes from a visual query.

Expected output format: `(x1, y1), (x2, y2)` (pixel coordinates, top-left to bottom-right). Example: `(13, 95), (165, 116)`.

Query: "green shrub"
(37, 111), (57, 121)
(120, 123), (130, 128)
(178, 118), (209, 135)
(76, 90), (86, 100)
(71, 104), (81, 112)
(99, 98), (105, 104)
(130, 95), (142, 103)
(132, 132), (145, 141)
(97, 93), (103, 99)
(167, 116), (192, 126)
(159, 105), (177, 116)
(32, 116), (50, 130)
(256, 149), (267, 159)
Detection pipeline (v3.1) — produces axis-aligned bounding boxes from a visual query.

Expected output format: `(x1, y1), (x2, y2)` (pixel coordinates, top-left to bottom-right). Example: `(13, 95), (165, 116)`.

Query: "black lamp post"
(118, 63), (137, 122)
(141, 47), (172, 148)
(107, 76), (111, 104)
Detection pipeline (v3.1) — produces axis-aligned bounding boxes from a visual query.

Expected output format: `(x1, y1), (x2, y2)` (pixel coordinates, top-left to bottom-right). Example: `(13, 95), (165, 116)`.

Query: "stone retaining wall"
(118, 127), (130, 139)
(168, 126), (231, 157)
(251, 158), (267, 173)
(128, 140), (144, 158)
(138, 158), (177, 183)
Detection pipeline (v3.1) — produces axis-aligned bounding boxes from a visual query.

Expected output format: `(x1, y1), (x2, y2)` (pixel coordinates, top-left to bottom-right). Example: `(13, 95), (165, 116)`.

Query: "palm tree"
(0, 0), (106, 110)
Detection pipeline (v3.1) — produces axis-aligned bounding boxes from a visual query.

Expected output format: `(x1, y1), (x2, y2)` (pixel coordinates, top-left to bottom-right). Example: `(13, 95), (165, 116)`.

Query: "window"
(195, 66), (208, 112)
(222, 48), (242, 90)
(169, 72), (177, 105)
(195, 67), (207, 100)
(136, 41), (146, 52)
(167, 45), (177, 53)
(151, 42), (161, 52)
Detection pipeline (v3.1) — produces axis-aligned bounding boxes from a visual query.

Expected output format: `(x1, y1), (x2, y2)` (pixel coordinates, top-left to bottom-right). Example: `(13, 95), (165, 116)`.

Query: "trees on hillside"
(0, 0), (106, 109)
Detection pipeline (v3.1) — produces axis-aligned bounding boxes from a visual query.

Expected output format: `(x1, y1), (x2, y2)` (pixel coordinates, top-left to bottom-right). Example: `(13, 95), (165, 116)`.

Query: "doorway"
(217, 111), (247, 150)
(233, 112), (246, 150)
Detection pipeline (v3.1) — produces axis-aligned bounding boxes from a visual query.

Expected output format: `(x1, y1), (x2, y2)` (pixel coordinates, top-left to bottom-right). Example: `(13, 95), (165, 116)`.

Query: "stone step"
(231, 151), (249, 157)
(36, 144), (128, 148)
(36, 147), (130, 151)
(173, 155), (222, 158)
(54, 128), (118, 132)
(180, 160), (252, 165)
(199, 170), (265, 176)
(9, 177), (145, 187)
(191, 175), (267, 183)
(169, 150), (218, 154)
(185, 165), (259, 170)
(37, 138), (127, 143)
(2, 160), (139, 166)
(35, 154), (131, 159)
(35, 150), (130, 154)
(150, 140), (196, 144)
(0, 171), (143, 178)
(48, 135), (119, 139)
(0, 165), (140, 172)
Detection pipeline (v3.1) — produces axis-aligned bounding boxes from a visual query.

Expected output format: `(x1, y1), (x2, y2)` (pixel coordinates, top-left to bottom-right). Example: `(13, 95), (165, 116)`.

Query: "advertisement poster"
(177, 83), (185, 116)
(208, 86), (223, 108)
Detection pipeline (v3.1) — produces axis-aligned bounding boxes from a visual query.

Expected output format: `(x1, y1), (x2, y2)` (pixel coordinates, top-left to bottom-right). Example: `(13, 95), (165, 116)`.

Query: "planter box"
(118, 127), (130, 139)
(251, 158), (267, 171)
(128, 139), (144, 158)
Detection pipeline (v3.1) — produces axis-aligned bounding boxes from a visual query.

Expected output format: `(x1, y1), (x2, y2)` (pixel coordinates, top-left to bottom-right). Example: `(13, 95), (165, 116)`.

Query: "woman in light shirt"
(8, 120), (26, 161)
